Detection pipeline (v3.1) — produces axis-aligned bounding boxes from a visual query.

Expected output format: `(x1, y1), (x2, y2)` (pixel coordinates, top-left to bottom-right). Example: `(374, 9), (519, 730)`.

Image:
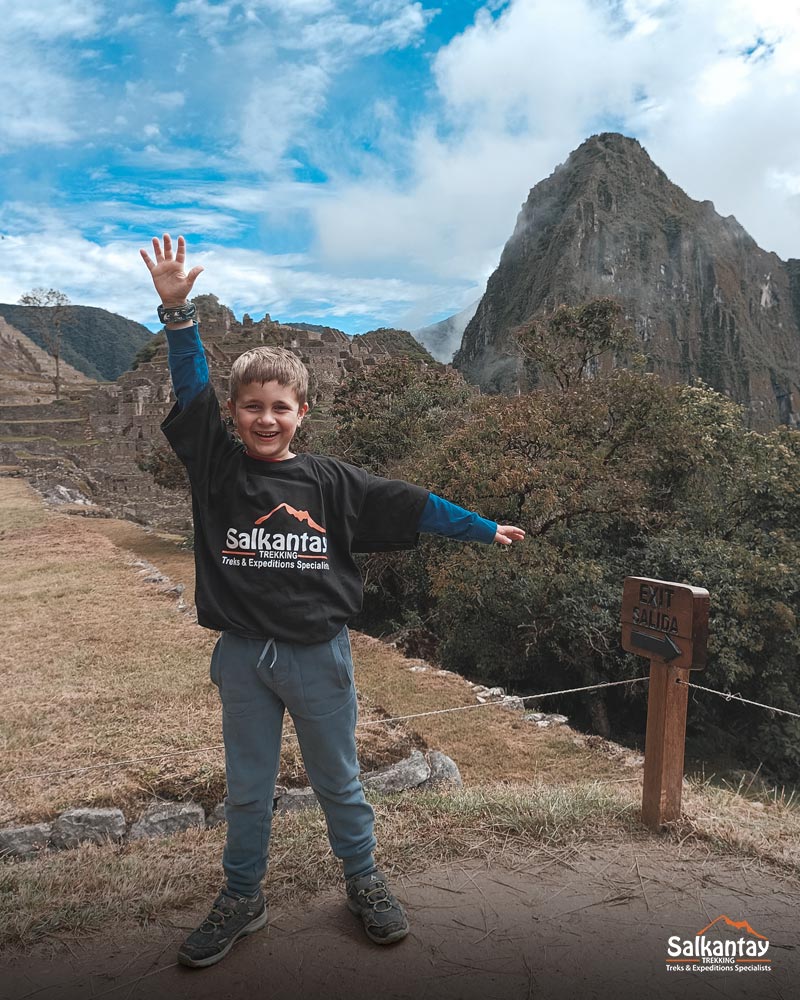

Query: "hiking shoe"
(346, 869), (409, 944)
(177, 887), (267, 968)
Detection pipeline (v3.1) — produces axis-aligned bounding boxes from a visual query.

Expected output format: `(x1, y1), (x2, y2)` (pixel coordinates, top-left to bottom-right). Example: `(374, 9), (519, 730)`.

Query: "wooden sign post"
(621, 577), (709, 831)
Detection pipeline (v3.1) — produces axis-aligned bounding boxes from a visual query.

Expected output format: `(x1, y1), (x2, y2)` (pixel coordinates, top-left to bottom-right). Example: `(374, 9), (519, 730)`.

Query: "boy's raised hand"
(140, 234), (204, 305)
(495, 525), (526, 546)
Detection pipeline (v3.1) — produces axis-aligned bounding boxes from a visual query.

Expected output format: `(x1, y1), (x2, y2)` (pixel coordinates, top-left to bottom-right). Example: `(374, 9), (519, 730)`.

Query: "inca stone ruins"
(0, 295), (429, 530)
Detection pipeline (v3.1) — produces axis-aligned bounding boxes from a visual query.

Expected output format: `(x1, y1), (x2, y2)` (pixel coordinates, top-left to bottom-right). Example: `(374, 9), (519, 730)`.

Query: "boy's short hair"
(229, 346), (309, 406)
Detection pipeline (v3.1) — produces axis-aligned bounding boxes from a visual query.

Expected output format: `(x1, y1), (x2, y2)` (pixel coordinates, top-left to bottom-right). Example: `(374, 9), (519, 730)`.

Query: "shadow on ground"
(2, 845), (796, 1000)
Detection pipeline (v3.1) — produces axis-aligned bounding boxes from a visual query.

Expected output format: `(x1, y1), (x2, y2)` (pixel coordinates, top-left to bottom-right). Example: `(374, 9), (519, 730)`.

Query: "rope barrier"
(355, 676), (648, 727)
(677, 678), (800, 720)
(4, 676), (797, 785)
(0, 676), (648, 783)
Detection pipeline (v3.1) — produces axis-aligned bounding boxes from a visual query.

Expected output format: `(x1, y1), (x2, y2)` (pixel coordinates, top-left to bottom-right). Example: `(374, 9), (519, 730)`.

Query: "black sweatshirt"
(162, 383), (429, 643)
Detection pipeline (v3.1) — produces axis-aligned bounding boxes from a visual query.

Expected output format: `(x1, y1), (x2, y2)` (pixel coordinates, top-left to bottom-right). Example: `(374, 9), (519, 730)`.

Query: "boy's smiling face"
(227, 380), (308, 461)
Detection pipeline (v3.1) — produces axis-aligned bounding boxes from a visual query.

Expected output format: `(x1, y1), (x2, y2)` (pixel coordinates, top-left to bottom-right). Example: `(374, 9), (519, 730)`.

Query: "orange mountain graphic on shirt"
(696, 915), (767, 940)
(254, 503), (326, 533)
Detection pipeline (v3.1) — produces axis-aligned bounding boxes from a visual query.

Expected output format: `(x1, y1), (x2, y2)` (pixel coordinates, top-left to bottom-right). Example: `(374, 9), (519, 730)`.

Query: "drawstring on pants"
(256, 637), (278, 672)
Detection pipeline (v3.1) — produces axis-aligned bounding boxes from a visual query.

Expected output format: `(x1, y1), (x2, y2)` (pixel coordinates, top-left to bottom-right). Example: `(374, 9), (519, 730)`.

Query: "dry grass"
(679, 778), (800, 872)
(351, 635), (625, 786)
(87, 517), (197, 596)
(2, 475), (800, 951)
(0, 476), (47, 534)
(0, 781), (640, 949)
(0, 480), (417, 824)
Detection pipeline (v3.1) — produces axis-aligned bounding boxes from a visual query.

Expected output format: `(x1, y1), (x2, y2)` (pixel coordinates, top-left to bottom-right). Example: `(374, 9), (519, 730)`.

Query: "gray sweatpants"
(209, 627), (377, 896)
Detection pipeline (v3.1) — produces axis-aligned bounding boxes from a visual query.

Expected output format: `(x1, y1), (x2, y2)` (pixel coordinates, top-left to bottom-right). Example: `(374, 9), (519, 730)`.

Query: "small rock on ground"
(128, 803), (206, 841)
(0, 823), (51, 859)
(50, 808), (126, 849)
(361, 750), (431, 793)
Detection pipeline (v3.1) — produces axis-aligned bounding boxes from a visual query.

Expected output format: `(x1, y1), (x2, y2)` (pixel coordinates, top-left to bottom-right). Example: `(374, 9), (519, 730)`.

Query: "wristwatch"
(157, 302), (197, 325)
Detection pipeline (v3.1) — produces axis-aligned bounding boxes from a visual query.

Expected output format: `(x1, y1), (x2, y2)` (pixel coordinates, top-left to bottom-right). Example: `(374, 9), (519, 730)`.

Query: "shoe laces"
(359, 879), (394, 913)
(200, 894), (237, 932)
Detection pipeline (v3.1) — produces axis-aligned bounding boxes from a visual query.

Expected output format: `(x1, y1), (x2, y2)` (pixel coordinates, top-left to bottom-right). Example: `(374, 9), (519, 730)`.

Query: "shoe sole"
(346, 898), (409, 945)
(177, 907), (268, 968)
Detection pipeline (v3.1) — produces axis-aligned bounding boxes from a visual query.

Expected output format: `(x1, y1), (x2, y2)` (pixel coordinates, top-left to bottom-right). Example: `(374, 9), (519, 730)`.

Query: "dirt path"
(2, 846), (796, 1000)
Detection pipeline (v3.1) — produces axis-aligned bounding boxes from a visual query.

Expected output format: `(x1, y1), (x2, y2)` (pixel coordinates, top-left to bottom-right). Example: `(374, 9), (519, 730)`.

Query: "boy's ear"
(226, 398), (236, 420)
(298, 402), (309, 422)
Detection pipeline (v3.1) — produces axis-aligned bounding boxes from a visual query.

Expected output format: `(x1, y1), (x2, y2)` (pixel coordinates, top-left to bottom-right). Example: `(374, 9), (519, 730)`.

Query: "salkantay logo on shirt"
(221, 503), (329, 572)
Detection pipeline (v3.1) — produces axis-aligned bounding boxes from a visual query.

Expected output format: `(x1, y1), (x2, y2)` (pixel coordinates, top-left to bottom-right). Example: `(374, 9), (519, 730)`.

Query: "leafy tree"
(17, 288), (71, 399)
(312, 356), (474, 476)
(317, 302), (800, 780)
(517, 297), (644, 389)
(384, 377), (798, 769)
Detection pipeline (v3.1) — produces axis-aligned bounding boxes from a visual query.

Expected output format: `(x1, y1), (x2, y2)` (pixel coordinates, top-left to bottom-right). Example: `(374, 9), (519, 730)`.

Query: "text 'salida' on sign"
(621, 577), (710, 670)
(620, 577), (710, 830)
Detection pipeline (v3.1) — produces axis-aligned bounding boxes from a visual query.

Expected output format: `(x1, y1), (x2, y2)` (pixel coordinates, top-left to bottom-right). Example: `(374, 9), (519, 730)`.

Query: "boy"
(140, 234), (525, 969)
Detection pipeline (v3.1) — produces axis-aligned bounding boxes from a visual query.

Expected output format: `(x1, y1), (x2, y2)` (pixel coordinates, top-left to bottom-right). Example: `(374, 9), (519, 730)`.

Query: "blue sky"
(1, 0), (798, 350)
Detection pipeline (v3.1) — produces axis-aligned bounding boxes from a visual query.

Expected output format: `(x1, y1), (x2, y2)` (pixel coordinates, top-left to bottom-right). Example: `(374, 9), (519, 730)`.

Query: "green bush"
(316, 307), (800, 780)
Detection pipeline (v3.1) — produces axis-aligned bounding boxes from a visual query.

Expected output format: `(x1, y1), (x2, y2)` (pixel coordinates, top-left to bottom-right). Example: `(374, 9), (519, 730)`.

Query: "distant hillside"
(0, 304), (152, 382)
(0, 316), (93, 404)
(352, 328), (435, 364)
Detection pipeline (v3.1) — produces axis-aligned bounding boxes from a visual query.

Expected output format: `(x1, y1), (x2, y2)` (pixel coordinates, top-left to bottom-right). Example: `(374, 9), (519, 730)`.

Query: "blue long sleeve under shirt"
(165, 324), (497, 545)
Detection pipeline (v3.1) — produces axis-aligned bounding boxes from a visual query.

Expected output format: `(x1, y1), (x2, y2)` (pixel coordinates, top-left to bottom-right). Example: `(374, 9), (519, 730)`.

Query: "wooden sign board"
(621, 577), (710, 670)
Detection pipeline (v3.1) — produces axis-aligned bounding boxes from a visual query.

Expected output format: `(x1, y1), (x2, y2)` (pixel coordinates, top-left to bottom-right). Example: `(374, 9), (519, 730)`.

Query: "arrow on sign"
(631, 630), (682, 661)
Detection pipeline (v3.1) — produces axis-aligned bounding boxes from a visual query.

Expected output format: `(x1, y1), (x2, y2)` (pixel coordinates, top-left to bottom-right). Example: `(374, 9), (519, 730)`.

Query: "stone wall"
(2, 303), (424, 531)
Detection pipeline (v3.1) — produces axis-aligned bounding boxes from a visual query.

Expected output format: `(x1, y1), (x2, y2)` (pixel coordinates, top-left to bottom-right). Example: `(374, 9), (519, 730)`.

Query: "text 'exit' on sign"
(621, 577), (710, 670)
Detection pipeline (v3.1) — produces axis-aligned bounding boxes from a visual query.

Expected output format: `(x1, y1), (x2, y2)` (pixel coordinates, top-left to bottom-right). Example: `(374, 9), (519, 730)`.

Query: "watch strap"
(157, 302), (197, 324)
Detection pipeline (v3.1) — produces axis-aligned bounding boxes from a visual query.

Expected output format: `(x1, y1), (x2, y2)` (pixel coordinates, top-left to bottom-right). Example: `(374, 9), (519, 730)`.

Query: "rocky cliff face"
(454, 133), (800, 428)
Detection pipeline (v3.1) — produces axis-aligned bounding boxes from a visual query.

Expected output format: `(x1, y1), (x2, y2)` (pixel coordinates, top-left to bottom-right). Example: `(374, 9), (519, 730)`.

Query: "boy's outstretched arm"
(419, 494), (525, 546)
(140, 234), (208, 408)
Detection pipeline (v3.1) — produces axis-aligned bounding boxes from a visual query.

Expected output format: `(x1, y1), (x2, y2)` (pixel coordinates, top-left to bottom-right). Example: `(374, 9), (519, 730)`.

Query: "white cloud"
(0, 0), (103, 40)
(0, 60), (78, 151)
(287, 3), (431, 54)
(251, 0), (338, 19)
(0, 0), (106, 152)
(151, 92), (187, 110)
(114, 13), (147, 31)
(147, 180), (331, 219)
(175, 0), (431, 52)
(238, 64), (331, 173)
(769, 169), (800, 196)
(310, 0), (800, 304)
(0, 221), (448, 330)
(169, 1), (432, 175)
(695, 57), (752, 108)
(173, 0), (236, 39)
(433, 0), (638, 133)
